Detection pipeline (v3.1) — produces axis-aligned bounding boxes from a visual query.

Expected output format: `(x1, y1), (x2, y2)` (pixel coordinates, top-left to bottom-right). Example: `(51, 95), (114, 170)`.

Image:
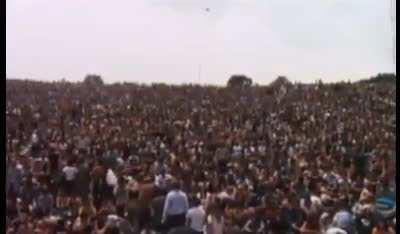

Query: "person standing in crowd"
(91, 160), (107, 210)
(186, 197), (206, 234)
(32, 185), (53, 218)
(75, 158), (91, 201)
(162, 181), (189, 232)
(205, 202), (224, 234)
(241, 208), (266, 233)
(137, 176), (155, 234)
(371, 219), (396, 234)
(154, 168), (171, 197)
(331, 198), (357, 234)
(61, 159), (78, 203)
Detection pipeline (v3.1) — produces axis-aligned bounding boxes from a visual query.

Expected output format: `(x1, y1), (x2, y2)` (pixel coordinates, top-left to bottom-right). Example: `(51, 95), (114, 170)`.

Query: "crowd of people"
(6, 78), (396, 234)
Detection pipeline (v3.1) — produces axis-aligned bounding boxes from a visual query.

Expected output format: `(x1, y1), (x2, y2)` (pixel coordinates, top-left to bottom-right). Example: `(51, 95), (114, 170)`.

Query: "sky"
(6, 0), (396, 85)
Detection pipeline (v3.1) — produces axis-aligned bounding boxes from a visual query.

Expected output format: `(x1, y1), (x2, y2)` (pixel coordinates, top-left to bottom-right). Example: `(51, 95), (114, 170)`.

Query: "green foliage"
(83, 74), (104, 86)
(332, 81), (349, 92)
(358, 73), (396, 84)
(227, 74), (253, 88)
(269, 76), (292, 88)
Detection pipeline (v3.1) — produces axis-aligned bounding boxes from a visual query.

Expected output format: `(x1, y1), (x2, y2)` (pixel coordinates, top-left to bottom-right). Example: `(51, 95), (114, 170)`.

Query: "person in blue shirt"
(162, 181), (189, 232)
(332, 199), (357, 234)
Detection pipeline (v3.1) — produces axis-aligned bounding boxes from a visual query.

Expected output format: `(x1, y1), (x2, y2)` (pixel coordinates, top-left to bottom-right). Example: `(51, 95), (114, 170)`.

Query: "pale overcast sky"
(6, 0), (395, 85)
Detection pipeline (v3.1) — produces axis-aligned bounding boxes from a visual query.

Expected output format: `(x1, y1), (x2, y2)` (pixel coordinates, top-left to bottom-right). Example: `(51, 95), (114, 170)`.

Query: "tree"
(332, 81), (348, 92)
(83, 74), (104, 86)
(269, 76), (292, 88)
(358, 73), (396, 84)
(227, 74), (252, 88)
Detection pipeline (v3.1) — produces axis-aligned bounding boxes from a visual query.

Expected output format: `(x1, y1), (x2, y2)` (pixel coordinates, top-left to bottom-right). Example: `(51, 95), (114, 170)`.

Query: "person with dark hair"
(151, 195), (166, 233)
(61, 159), (78, 202)
(55, 217), (69, 234)
(104, 166), (118, 204)
(72, 207), (93, 233)
(6, 197), (19, 224)
(76, 158), (91, 201)
(114, 176), (128, 209)
(114, 204), (135, 234)
(154, 168), (171, 197)
(331, 198), (357, 234)
(32, 185), (53, 218)
(125, 190), (139, 230)
(137, 176), (156, 234)
(280, 197), (304, 234)
(205, 202), (224, 234)
(162, 181), (189, 232)
(186, 197), (206, 234)
(19, 175), (40, 212)
(371, 219), (396, 234)
(103, 226), (120, 234)
(242, 208), (266, 233)
(298, 210), (320, 234)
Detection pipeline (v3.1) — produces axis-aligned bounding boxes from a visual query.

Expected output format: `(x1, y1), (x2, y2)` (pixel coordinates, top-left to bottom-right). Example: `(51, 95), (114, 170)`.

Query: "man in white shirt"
(63, 168), (77, 182)
(154, 168), (172, 194)
(62, 160), (78, 198)
(62, 163), (77, 180)
(186, 198), (205, 234)
(217, 186), (235, 201)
